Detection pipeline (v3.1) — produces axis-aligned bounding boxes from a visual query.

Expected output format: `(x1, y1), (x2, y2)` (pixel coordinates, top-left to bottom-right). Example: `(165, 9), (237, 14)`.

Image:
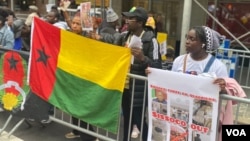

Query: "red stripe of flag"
(29, 17), (61, 100)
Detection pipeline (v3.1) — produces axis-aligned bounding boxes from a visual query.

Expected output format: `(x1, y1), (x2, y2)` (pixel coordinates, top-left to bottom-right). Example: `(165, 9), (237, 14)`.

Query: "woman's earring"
(202, 44), (205, 48)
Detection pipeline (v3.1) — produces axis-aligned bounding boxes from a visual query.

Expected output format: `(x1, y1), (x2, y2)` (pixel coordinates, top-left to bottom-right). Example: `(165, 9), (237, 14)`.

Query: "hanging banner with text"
(147, 68), (220, 141)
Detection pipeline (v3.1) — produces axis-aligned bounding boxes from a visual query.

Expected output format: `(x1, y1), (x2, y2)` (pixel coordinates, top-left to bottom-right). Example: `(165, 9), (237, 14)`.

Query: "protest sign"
(147, 68), (220, 141)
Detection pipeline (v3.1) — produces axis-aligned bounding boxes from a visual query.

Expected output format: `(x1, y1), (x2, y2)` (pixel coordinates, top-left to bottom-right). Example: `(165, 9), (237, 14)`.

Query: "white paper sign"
(128, 35), (142, 64)
(147, 68), (220, 141)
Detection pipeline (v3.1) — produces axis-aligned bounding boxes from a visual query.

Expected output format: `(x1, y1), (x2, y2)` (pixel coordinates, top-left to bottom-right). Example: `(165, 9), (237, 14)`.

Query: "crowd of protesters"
(0, 0), (241, 141)
(0, 5), (39, 51)
(0, 2), (167, 140)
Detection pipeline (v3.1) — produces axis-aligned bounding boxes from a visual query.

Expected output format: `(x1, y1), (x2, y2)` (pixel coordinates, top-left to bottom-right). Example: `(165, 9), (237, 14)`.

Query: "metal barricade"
(49, 109), (119, 141)
(215, 48), (250, 125)
(48, 73), (148, 141)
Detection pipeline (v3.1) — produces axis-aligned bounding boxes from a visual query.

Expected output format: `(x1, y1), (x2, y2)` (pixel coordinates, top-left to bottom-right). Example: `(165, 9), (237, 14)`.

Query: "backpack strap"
(183, 54), (188, 73)
(203, 55), (215, 73)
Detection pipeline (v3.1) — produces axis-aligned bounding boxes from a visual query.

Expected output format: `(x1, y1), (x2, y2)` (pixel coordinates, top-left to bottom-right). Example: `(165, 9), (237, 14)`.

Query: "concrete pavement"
(0, 131), (23, 141)
(0, 111), (141, 141)
(0, 111), (80, 141)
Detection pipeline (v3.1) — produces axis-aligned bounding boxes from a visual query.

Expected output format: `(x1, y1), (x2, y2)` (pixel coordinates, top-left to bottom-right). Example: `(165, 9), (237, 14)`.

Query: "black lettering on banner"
(222, 125), (250, 140)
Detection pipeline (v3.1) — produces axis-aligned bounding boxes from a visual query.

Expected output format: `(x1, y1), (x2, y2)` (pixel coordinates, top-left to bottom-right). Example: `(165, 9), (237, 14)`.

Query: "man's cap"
(29, 5), (38, 11)
(106, 8), (119, 22)
(122, 7), (148, 21)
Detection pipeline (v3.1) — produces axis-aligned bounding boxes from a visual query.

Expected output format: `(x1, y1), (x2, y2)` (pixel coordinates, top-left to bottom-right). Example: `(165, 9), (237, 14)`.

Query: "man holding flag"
(28, 16), (131, 141)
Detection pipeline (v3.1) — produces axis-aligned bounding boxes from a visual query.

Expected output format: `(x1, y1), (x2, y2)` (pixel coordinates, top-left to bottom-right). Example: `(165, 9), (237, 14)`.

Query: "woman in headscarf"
(147, 26), (228, 92)
(171, 26), (228, 91)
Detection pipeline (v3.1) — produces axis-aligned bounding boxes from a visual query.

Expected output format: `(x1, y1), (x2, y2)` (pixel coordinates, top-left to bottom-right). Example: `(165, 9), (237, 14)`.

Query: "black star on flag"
(36, 46), (50, 66)
(8, 53), (19, 71)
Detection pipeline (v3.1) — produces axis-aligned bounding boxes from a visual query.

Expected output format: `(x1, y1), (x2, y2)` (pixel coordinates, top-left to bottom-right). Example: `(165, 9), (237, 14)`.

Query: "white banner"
(147, 68), (220, 141)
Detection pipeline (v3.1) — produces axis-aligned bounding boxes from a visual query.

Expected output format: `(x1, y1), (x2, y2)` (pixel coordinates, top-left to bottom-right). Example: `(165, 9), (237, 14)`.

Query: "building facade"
(2, 0), (250, 53)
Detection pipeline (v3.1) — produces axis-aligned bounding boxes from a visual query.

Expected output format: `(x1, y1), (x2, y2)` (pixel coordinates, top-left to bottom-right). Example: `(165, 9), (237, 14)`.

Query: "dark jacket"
(122, 30), (162, 107)
(98, 20), (116, 34)
(100, 30), (162, 107)
(122, 30), (162, 73)
(100, 31), (126, 45)
(101, 30), (162, 69)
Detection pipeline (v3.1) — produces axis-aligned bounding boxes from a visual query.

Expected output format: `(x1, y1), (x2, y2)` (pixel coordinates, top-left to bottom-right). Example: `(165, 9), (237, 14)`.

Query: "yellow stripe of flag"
(58, 30), (131, 91)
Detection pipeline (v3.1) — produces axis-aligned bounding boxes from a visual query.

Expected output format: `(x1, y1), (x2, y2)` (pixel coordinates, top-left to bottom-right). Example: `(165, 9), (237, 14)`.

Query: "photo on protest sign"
(147, 68), (220, 141)
(170, 97), (189, 124)
(152, 89), (168, 115)
(170, 124), (188, 141)
(80, 2), (93, 31)
(192, 99), (213, 129)
(152, 118), (168, 141)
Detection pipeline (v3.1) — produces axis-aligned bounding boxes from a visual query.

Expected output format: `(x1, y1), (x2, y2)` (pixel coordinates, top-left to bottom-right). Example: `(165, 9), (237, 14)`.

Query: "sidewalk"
(223, 88), (250, 124)
(0, 112), (77, 141)
(232, 102), (250, 124)
(0, 131), (23, 141)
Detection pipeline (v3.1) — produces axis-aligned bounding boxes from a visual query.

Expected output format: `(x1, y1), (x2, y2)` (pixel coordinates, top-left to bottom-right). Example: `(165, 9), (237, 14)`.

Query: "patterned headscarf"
(202, 26), (225, 51)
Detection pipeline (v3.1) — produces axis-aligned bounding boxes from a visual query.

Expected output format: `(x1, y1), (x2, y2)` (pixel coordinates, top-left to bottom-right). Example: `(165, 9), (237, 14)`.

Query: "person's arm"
(2, 30), (14, 49)
(213, 58), (230, 94)
(93, 32), (123, 46)
(59, 0), (71, 27)
(61, 10), (71, 28)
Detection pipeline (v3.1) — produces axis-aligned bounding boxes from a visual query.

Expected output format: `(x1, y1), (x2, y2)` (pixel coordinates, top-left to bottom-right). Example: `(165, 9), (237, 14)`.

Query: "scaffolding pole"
(180, 0), (192, 55)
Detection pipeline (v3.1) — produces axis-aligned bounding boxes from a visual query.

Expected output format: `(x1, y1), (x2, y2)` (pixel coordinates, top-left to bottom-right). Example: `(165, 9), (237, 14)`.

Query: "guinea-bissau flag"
(28, 17), (131, 133)
(0, 48), (29, 111)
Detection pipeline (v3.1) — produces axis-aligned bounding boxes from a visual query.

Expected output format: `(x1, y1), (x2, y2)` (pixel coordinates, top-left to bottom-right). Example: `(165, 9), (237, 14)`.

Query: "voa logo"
(226, 129), (246, 136)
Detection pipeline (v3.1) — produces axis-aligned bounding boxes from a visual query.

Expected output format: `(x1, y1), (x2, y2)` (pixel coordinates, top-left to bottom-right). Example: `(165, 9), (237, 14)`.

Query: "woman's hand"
(145, 67), (152, 76)
(213, 78), (227, 93)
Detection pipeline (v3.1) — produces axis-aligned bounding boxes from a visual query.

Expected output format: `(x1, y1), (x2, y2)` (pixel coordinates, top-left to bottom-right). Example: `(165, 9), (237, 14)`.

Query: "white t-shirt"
(53, 21), (69, 30)
(171, 53), (228, 77)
